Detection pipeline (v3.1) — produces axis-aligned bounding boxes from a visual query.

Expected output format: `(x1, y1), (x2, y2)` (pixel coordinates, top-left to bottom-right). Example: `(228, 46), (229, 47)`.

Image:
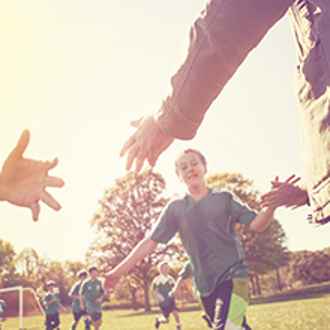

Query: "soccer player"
(103, 148), (277, 330)
(69, 270), (91, 330)
(80, 266), (106, 330)
(43, 281), (65, 330)
(170, 261), (212, 328)
(151, 261), (182, 330)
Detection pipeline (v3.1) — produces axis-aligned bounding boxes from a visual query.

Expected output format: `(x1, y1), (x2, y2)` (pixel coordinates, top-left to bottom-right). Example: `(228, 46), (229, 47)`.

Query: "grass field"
(3, 290), (330, 329)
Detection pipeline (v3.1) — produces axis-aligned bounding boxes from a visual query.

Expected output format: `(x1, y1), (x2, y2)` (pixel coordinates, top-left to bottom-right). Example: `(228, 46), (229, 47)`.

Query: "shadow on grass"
(113, 282), (330, 317)
(117, 304), (201, 318)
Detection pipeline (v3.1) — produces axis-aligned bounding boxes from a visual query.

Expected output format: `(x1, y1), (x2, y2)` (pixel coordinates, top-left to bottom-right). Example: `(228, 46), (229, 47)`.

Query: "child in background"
(152, 261), (182, 329)
(103, 149), (276, 329)
(43, 281), (66, 330)
(170, 261), (212, 328)
(69, 270), (91, 330)
(80, 266), (106, 330)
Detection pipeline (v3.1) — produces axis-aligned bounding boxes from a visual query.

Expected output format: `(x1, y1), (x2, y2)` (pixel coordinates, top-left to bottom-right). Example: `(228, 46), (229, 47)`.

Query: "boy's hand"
(102, 271), (121, 293)
(260, 175), (308, 210)
(0, 129), (64, 221)
(120, 115), (174, 172)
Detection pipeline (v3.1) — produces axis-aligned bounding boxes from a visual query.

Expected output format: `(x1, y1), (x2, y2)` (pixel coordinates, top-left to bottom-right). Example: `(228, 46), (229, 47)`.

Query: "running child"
(80, 266), (106, 330)
(103, 149), (277, 330)
(170, 261), (212, 328)
(69, 270), (91, 330)
(152, 261), (182, 330)
(43, 281), (66, 330)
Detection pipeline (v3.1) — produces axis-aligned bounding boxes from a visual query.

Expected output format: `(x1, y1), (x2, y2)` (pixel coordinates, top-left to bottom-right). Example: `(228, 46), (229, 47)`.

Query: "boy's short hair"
(158, 261), (169, 273)
(46, 280), (55, 287)
(78, 270), (88, 278)
(174, 149), (207, 176)
(88, 266), (98, 274)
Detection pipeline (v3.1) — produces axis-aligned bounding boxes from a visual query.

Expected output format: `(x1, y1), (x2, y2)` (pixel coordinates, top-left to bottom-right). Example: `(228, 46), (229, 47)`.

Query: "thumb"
(12, 129), (30, 158)
(130, 117), (143, 128)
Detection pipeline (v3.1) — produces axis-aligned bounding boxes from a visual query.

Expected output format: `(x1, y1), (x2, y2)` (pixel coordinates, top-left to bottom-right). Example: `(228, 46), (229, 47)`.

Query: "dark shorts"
(90, 312), (102, 322)
(73, 310), (87, 322)
(200, 279), (249, 330)
(159, 300), (177, 319)
(45, 313), (60, 329)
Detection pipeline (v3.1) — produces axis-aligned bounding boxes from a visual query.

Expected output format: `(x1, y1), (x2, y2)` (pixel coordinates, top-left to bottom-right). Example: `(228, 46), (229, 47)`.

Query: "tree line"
(1, 169), (330, 312)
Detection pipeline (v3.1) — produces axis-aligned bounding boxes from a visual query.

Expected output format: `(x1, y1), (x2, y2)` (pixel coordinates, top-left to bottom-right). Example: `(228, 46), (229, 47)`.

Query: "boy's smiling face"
(176, 152), (207, 187)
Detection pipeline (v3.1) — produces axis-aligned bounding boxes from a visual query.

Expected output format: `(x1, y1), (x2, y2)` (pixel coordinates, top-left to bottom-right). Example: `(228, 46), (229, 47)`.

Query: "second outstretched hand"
(260, 174), (308, 210)
(120, 115), (174, 172)
(0, 129), (65, 221)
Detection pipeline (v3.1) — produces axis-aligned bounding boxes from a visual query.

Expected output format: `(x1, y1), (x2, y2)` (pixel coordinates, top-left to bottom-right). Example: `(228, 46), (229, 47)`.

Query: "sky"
(1, 0), (330, 263)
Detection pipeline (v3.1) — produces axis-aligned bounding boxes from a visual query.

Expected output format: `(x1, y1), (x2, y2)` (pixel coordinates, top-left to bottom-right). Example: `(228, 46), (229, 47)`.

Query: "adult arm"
(0, 129), (64, 220)
(102, 237), (158, 292)
(121, 0), (293, 171)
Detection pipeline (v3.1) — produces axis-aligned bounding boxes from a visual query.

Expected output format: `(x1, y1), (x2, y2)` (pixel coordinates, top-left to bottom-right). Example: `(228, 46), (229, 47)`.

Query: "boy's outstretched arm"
(103, 237), (158, 292)
(249, 207), (276, 232)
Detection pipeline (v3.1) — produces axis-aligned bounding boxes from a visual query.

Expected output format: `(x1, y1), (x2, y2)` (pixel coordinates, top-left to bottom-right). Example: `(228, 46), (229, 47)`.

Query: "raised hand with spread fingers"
(0, 129), (65, 221)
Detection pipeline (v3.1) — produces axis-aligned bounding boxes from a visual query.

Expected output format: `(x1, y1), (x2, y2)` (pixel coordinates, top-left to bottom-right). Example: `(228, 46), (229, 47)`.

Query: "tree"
(0, 239), (20, 288)
(87, 169), (185, 311)
(205, 172), (287, 294)
(15, 247), (40, 287)
(286, 250), (330, 286)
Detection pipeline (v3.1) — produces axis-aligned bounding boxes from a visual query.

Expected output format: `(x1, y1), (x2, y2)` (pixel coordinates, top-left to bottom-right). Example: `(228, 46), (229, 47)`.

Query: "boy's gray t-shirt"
(150, 188), (257, 297)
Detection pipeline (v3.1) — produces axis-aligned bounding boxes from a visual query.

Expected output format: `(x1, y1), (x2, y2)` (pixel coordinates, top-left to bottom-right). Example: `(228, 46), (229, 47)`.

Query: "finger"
(148, 150), (160, 168)
(46, 176), (65, 188)
(44, 158), (59, 172)
(40, 190), (62, 211)
(285, 174), (297, 183)
(12, 129), (30, 158)
(125, 145), (139, 171)
(130, 117), (143, 128)
(290, 176), (301, 185)
(119, 135), (136, 157)
(135, 149), (148, 172)
(30, 201), (40, 221)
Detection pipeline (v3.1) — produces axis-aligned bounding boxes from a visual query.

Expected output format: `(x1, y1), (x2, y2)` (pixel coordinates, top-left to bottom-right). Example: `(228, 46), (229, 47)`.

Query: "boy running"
(69, 270), (91, 330)
(103, 149), (277, 329)
(43, 281), (65, 330)
(171, 261), (212, 328)
(80, 266), (106, 330)
(152, 261), (182, 330)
